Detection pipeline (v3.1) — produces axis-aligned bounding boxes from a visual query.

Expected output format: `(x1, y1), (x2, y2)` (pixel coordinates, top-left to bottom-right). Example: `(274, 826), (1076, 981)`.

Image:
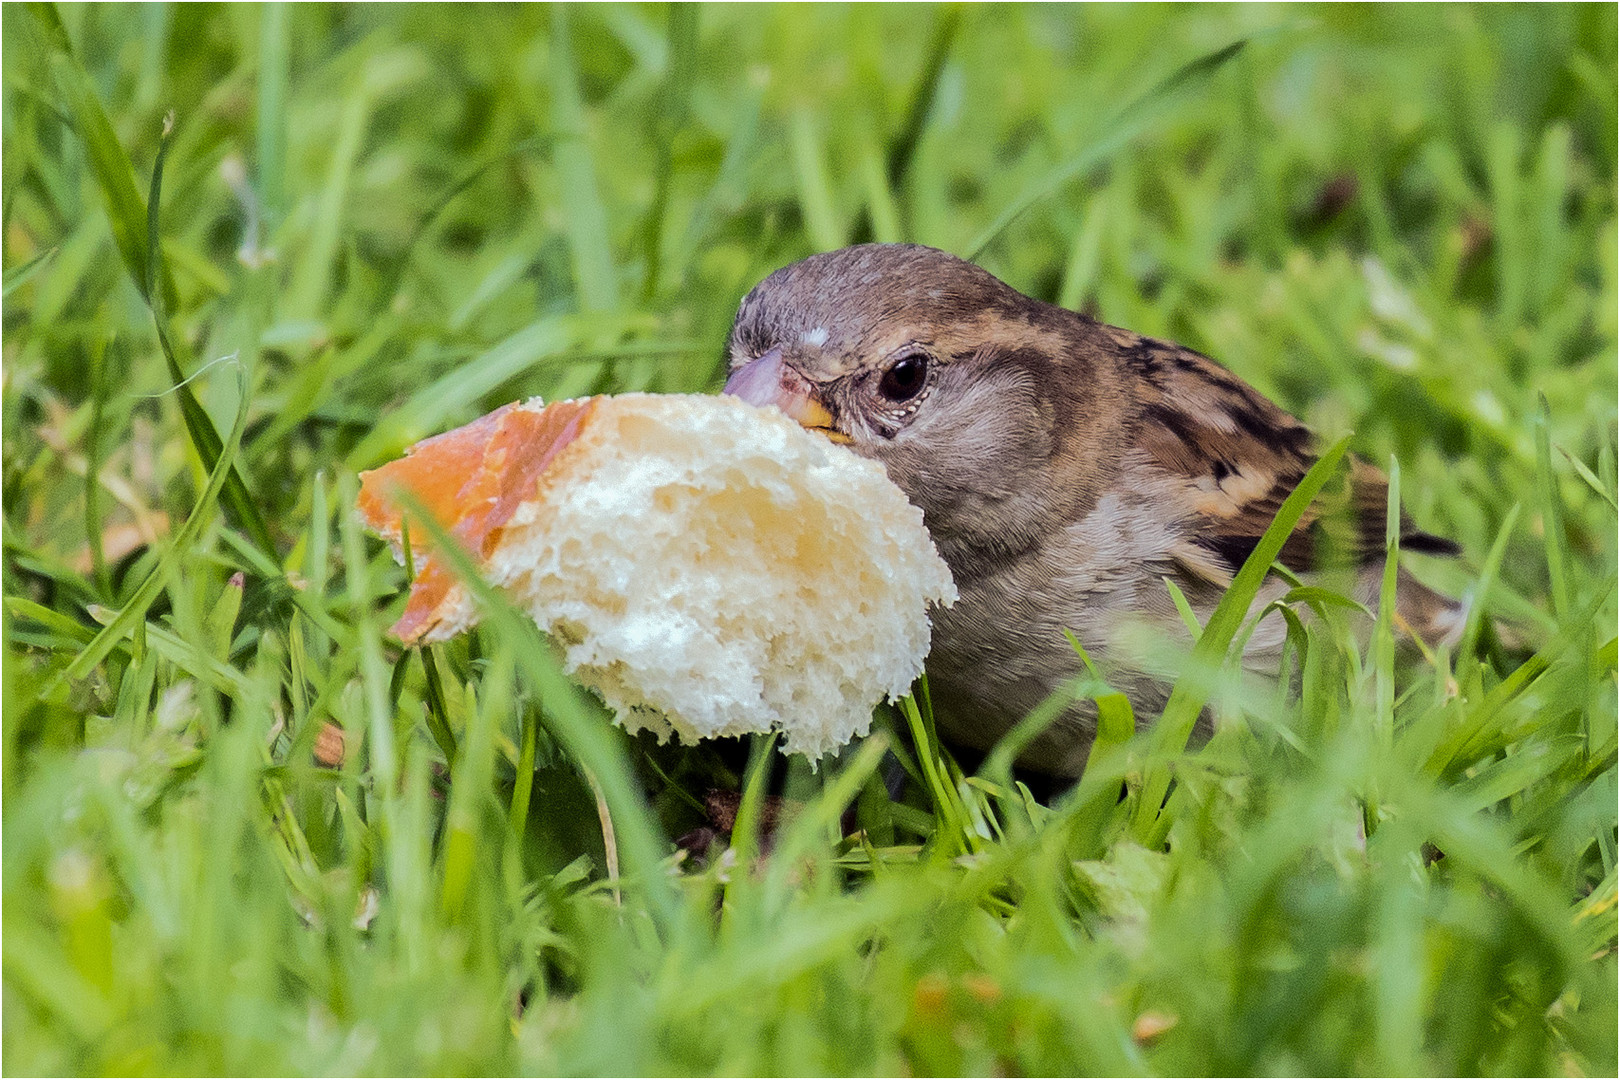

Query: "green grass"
(4, 3), (1616, 1074)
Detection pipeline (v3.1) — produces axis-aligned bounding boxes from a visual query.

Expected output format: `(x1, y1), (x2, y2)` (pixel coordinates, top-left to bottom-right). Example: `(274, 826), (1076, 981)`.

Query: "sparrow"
(722, 243), (1461, 778)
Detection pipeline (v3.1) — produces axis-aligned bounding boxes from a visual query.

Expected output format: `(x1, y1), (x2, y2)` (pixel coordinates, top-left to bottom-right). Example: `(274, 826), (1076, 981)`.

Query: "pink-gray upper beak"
(723, 346), (846, 440)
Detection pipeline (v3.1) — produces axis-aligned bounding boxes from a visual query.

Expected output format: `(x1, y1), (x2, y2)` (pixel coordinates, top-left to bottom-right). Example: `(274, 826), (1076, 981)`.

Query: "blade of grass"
(1058, 192), (1106, 311)
(1130, 435), (1351, 845)
(441, 656), (503, 922)
(284, 71), (370, 321)
(246, 324), (396, 458)
(84, 336), (111, 597)
(1428, 579), (1616, 775)
(83, 609), (253, 700)
(1556, 443), (1618, 513)
(1452, 735), (1586, 814)
(1375, 457), (1401, 752)
(885, 4), (961, 193)
(35, 5), (272, 559)
(384, 136), (553, 304)
(857, 147), (901, 244)
(30, 2), (176, 308)
(966, 37), (1249, 260)
(549, 7), (619, 313)
(976, 679), (1081, 798)
(731, 731), (779, 870)
(255, 2), (288, 227)
(306, 473), (332, 658)
(48, 365), (252, 692)
(639, 3), (698, 301)
(766, 735), (890, 895)
(131, 3), (169, 116)
(898, 683), (973, 857)
(1457, 502), (1521, 662)
(5, 597), (95, 645)
(1527, 125), (1572, 314)
(673, 79), (762, 274)
(508, 702), (539, 839)
(2, 245), (58, 298)
(1364, 458), (1403, 833)
(215, 528), (351, 650)
(1487, 122), (1527, 333)
(1067, 634), (1138, 774)
(343, 313), (632, 469)
(337, 472), (400, 796)
(1535, 394), (1572, 620)
(145, 113), (277, 560)
(204, 572), (243, 661)
(1163, 576), (1203, 637)
(721, 730), (778, 936)
(977, 633), (1133, 831)
(384, 487), (679, 935)
(419, 646), (458, 767)
(449, 252), (538, 333)
(1050, 638), (1141, 856)
(791, 109), (843, 253)
(582, 764), (621, 907)
(1419, 788), (1587, 980)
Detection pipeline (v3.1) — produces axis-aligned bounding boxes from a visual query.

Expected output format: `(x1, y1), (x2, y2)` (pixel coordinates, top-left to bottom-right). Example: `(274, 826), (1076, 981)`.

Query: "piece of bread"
(357, 393), (957, 759)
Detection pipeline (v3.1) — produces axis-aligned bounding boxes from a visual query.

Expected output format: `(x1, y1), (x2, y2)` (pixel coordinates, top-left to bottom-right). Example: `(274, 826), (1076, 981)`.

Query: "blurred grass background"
(3, 3), (1616, 1074)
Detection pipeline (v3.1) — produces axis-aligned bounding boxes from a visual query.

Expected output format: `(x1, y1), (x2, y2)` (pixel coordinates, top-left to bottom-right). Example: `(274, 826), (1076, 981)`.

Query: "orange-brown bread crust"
(357, 397), (598, 642)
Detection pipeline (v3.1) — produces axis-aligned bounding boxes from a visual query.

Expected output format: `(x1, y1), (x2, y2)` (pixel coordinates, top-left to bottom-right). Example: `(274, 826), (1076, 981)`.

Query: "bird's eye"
(878, 353), (928, 403)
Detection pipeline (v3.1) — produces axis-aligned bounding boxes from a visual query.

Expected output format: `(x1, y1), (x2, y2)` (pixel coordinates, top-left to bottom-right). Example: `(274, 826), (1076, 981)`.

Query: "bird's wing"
(1100, 328), (1458, 588)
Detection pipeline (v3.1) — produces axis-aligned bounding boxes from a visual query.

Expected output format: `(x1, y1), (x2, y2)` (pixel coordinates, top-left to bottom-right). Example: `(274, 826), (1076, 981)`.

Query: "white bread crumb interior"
(419, 393), (957, 760)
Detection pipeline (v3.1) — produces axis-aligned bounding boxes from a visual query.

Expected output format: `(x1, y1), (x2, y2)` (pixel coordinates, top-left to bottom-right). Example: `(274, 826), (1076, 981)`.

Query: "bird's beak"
(722, 346), (850, 443)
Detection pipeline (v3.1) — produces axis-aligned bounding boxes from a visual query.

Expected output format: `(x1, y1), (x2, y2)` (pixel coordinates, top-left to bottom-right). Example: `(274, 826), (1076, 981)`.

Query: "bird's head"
(723, 244), (1109, 567)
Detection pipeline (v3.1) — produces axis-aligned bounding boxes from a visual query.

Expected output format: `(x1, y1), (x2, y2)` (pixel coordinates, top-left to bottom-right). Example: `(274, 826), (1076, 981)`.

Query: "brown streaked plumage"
(723, 243), (1462, 777)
